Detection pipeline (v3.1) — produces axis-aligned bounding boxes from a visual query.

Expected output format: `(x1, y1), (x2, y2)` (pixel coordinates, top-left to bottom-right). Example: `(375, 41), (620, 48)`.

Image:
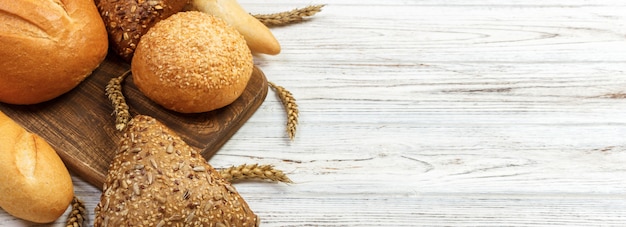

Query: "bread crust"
(94, 115), (258, 226)
(131, 12), (253, 113)
(95, 0), (189, 61)
(0, 0), (108, 105)
(0, 111), (74, 223)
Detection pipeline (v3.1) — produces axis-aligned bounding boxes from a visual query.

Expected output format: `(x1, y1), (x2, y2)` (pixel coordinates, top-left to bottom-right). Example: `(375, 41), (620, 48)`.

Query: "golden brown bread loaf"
(95, 0), (189, 61)
(94, 115), (258, 226)
(131, 11), (253, 113)
(0, 0), (108, 105)
(0, 111), (74, 223)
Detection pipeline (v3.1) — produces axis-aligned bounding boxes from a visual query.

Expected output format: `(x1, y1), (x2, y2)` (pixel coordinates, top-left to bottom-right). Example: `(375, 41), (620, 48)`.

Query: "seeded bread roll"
(0, 111), (74, 223)
(94, 115), (258, 226)
(131, 11), (253, 113)
(0, 0), (108, 104)
(95, 0), (189, 61)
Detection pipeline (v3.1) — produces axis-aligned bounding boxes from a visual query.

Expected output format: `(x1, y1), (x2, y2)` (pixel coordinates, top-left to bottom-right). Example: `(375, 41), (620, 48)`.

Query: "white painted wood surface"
(2, 0), (626, 226)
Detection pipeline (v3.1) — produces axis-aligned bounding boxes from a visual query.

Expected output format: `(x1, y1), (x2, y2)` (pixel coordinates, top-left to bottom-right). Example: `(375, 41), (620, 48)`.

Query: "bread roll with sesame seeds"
(94, 115), (259, 227)
(131, 11), (253, 113)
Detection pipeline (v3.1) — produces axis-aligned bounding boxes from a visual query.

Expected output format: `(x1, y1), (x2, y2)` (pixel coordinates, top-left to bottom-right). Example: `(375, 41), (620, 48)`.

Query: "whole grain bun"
(0, 0), (108, 105)
(0, 111), (74, 223)
(131, 11), (253, 113)
(94, 115), (258, 226)
(95, 0), (189, 61)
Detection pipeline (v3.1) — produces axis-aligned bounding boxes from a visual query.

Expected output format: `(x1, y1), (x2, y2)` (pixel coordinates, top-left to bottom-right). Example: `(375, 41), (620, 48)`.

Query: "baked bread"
(0, 0), (108, 105)
(95, 0), (189, 61)
(131, 11), (253, 113)
(188, 0), (281, 55)
(0, 111), (74, 223)
(94, 115), (258, 226)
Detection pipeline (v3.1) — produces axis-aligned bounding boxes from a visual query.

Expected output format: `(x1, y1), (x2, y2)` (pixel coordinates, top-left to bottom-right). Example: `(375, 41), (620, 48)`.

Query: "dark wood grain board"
(0, 54), (268, 190)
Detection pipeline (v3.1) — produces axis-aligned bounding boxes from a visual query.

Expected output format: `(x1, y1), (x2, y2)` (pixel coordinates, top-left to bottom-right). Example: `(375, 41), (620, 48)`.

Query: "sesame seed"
(150, 158), (158, 169)
(147, 172), (153, 185)
(133, 183), (141, 196)
(185, 212), (195, 223)
(121, 179), (129, 189)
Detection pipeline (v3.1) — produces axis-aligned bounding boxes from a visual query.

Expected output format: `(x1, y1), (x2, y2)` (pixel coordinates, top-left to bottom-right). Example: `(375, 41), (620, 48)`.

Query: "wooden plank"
(0, 54), (268, 189)
(2, 0), (626, 226)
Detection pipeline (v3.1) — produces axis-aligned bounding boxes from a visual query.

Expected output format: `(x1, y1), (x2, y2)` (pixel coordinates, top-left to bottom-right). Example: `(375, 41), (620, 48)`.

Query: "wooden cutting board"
(0, 54), (268, 190)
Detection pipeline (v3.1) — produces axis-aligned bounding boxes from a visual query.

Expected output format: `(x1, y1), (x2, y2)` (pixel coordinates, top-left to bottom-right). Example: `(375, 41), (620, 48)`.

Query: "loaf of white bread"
(0, 0), (108, 105)
(0, 111), (74, 223)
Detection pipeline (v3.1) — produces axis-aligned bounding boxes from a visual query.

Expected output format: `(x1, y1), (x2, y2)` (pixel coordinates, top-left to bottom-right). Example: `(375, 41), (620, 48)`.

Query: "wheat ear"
(105, 70), (132, 131)
(268, 82), (299, 140)
(219, 164), (293, 183)
(65, 196), (86, 227)
(253, 5), (325, 27)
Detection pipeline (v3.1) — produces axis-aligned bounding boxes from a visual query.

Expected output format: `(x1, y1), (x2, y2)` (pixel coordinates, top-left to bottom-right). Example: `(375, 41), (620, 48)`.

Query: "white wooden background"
(2, 0), (626, 226)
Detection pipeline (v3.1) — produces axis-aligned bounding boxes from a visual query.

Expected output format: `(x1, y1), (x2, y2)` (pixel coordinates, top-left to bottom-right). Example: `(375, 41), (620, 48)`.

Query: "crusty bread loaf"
(0, 111), (74, 223)
(95, 0), (189, 61)
(131, 11), (253, 113)
(94, 115), (258, 226)
(0, 0), (108, 105)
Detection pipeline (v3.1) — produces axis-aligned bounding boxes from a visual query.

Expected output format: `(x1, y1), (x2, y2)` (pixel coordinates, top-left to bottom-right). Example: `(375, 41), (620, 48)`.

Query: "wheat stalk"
(65, 196), (86, 227)
(253, 5), (325, 27)
(268, 82), (299, 140)
(105, 70), (132, 131)
(218, 164), (292, 183)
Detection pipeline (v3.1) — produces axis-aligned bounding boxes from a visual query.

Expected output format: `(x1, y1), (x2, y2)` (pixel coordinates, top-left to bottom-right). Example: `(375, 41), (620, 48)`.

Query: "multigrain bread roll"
(131, 11), (253, 113)
(95, 0), (189, 61)
(94, 115), (258, 226)
(0, 111), (74, 223)
(0, 0), (108, 105)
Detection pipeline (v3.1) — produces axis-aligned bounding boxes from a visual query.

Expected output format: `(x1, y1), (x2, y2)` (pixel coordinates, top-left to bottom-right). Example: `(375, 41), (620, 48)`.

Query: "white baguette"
(0, 111), (74, 223)
(189, 0), (281, 55)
